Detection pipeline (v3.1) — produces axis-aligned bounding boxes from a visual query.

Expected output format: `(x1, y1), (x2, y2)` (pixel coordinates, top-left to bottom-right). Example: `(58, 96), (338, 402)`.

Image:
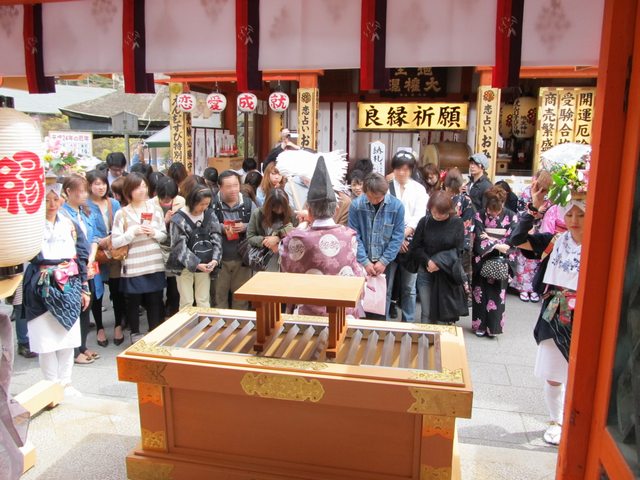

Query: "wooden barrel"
(420, 142), (472, 172)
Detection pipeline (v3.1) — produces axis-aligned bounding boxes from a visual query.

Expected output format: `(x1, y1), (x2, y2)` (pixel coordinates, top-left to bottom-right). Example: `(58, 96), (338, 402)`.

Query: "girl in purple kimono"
(472, 187), (518, 337)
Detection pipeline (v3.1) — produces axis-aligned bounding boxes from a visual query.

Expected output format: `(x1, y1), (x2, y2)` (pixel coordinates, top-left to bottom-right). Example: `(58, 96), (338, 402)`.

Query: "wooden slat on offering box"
(290, 325), (315, 359)
(208, 320), (240, 350)
(380, 332), (395, 367)
(361, 331), (379, 365)
(399, 334), (412, 369)
(174, 318), (210, 348)
(344, 330), (363, 365)
(273, 325), (299, 357)
(190, 318), (225, 350)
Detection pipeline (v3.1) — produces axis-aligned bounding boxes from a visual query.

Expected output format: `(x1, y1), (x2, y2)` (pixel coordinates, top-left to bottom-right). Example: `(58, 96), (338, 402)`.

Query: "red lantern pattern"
(206, 93), (227, 112)
(237, 93), (257, 113)
(0, 151), (44, 215)
(176, 93), (196, 113)
(268, 92), (290, 112)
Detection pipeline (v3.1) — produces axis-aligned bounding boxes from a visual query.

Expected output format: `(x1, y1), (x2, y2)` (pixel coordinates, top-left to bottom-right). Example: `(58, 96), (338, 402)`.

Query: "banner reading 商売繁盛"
(357, 102), (468, 131)
(534, 87), (596, 172)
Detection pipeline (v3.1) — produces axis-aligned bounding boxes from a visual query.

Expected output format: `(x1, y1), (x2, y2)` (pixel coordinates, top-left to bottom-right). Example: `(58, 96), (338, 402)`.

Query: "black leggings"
(107, 277), (126, 328)
(126, 290), (164, 334)
(91, 291), (104, 331)
(75, 279), (94, 356)
(165, 276), (180, 317)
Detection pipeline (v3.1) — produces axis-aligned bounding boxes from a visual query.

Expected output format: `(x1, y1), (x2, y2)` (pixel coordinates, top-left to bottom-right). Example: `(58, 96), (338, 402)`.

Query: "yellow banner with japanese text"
(358, 102), (468, 130)
(535, 87), (596, 171)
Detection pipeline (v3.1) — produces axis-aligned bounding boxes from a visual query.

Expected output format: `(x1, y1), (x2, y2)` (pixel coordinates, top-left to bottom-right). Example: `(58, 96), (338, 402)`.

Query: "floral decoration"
(43, 136), (84, 176)
(547, 152), (590, 206)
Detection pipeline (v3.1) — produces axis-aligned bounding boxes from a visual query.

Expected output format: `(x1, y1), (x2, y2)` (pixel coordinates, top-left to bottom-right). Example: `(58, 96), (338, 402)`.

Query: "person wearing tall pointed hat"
(280, 157), (364, 317)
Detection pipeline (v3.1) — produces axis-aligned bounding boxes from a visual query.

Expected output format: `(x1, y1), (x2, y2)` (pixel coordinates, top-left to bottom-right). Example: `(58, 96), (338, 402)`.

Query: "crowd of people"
(6, 145), (583, 446)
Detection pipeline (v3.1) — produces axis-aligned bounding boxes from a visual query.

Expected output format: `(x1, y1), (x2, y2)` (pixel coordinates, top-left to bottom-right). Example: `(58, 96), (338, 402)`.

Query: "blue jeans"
(385, 261), (417, 322)
(11, 304), (29, 346)
(416, 270), (433, 324)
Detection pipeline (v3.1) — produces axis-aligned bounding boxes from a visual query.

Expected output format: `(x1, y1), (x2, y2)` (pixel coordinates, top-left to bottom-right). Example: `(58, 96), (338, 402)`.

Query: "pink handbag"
(362, 273), (387, 316)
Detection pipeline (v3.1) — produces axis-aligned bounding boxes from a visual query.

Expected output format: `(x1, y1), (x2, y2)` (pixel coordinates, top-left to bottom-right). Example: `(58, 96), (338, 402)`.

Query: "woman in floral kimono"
(509, 184), (585, 446)
(471, 186), (518, 337)
(509, 172), (552, 303)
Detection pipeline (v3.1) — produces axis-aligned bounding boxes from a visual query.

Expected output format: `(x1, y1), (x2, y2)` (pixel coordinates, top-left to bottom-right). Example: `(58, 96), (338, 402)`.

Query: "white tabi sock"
(544, 382), (565, 424)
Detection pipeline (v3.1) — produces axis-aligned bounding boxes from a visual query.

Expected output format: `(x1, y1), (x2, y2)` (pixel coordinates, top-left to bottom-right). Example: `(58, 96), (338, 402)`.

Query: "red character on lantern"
(238, 93), (257, 112)
(0, 151), (44, 215)
(176, 94), (195, 112)
(206, 93), (227, 112)
(269, 92), (289, 112)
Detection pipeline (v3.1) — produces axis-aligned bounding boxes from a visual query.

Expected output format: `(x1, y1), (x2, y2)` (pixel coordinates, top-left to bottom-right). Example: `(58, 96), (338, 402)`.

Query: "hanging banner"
(574, 89), (596, 145)
(475, 87), (501, 178)
(369, 141), (385, 175)
(535, 87), (596, 171)
(297, 88), (319, 150)
(383, 67), (447, 98)
(169, 83), (193, 172)
(357, 102), (468, 130)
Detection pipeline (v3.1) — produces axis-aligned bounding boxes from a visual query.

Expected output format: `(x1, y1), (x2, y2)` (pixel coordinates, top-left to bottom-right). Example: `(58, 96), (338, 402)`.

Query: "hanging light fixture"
(512, 96), (537, 139)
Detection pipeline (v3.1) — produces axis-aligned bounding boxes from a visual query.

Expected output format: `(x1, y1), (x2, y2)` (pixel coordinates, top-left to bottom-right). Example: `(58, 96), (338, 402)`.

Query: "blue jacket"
(348, 192), (405, 267)
(60, 202), (104, 299)
(87, 197), (121, 282)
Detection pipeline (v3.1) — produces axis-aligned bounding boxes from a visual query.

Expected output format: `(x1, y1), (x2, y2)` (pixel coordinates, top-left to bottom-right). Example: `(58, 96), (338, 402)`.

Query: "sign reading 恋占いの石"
(358, 103), (468, 131)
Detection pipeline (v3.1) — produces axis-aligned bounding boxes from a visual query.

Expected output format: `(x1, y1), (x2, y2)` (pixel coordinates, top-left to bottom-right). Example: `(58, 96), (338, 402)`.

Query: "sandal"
(85, 350), (101, 360)
(543, 422), (562, 445)
(74, 353), (94, 365)
(530, 293), (540, 303)
(519, 292), (530, 302)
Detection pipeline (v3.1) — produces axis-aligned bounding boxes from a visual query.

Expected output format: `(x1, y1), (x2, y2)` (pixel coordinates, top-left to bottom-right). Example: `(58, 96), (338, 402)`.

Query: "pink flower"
(473, 287), (482, 303)
(472, 319), (481, 330)
(499, 289), (506, 301)
(502, 216), (510, 226)
(487, 300), (497, 312)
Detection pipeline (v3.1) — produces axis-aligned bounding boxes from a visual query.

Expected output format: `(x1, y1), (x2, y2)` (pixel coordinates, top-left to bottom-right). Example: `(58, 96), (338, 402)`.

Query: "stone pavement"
(8, 293), (559, 479)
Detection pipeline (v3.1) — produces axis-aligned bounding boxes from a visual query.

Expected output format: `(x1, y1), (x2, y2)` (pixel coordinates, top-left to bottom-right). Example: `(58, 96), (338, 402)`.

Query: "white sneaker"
(63, 385), (83, 398)
(543, 422), (562, 445)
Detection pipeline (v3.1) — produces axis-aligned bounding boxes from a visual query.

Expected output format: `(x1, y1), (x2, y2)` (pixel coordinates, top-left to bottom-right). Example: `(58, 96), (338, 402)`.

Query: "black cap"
(307, 156), (336, 204)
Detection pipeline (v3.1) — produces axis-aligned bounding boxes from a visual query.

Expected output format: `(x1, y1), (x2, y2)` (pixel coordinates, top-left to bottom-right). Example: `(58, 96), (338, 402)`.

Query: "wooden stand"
(118, 304), (473, 480)
(14, 380), (64, 472)
(234, 272), (364, 359)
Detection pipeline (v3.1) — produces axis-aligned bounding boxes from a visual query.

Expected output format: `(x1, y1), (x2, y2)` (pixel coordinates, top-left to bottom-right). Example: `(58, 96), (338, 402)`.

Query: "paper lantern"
(237, 93), (257, 113)
(161, 97), (171, 114)
(0, 108), (45, 268)
(268, 92), (290, 112)
(176, 93), (196, 113)
(512, 96), (537, 139)
(206, 93), (227, 112)
(499, 103), (514, 139)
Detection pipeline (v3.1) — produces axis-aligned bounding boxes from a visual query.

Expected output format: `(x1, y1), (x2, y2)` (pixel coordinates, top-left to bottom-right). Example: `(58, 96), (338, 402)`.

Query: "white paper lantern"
(161, 96), (171, 114)
(499, 104), (514, 139)
(206, 93), (227, 112)
(237, 92), (257, 113)
(176, 93), (196, 113)
(0, 108), (45, 268)
(512, 97), (537, 139)
(268, 92), (290, 112)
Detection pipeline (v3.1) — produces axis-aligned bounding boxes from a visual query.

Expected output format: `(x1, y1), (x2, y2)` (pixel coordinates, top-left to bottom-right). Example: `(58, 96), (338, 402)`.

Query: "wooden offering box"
(118, 307), (473, 480)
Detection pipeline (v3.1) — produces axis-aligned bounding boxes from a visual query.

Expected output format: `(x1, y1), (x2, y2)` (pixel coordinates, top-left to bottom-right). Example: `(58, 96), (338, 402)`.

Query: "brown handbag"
(96, 203), (128, 263)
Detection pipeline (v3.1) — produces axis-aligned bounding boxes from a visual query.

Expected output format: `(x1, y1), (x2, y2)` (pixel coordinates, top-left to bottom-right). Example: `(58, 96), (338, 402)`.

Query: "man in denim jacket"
(348, 173), (405, 319)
